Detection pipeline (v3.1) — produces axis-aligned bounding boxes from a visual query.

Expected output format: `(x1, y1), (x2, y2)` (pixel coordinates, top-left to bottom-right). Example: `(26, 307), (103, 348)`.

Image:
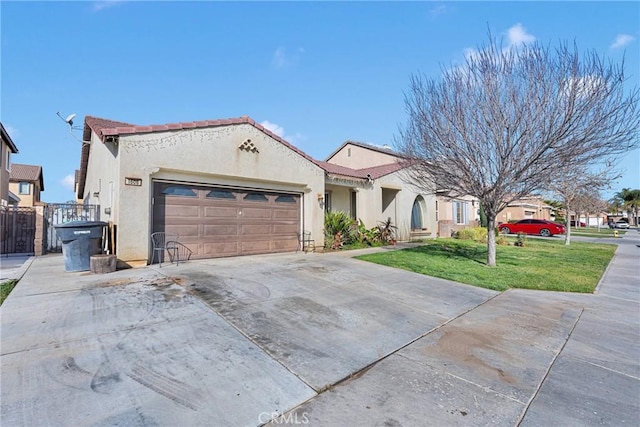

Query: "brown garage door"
(152, 182), (301, 259)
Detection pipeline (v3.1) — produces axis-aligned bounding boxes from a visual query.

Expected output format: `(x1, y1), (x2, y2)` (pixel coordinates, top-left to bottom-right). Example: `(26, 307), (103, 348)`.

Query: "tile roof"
(325, 140), (402, 162)
(82, 115), (317, 164)
(315, 160), (405, 180)
(77, 115), (411, 195)
(10, 163), (44, 190)
(1, 122), (18, 153)
(78, 115), (321, 197)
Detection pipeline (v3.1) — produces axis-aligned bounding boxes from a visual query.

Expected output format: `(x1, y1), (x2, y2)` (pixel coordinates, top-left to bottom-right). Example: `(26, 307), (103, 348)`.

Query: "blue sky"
(2, 1), (638, 203)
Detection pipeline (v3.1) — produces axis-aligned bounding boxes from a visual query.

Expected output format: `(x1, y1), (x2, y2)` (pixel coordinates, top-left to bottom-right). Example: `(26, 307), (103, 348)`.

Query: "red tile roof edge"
(78, 115), (411, 193)
(83, 115), (321, 166)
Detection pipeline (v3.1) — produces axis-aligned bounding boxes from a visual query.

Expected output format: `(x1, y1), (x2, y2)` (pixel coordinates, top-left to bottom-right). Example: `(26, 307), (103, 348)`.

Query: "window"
(411, 197), (423, 229)
(244, 192), (268, 202)
(19, 182), (30, 195)
(275, 195), (296, 203)
(324, 192), (332, 213)
(5, 150), (10, 172)
(206, 189), (235, 199)
(162, 186), (197, 197)
(452, 200), (468, 225)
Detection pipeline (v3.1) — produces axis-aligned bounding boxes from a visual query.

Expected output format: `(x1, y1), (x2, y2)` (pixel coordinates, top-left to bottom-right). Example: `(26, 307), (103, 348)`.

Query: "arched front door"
(411, 197), (423, 230)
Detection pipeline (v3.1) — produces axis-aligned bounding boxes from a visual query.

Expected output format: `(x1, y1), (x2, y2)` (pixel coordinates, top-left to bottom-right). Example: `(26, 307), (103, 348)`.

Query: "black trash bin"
(54, 221), (108, 272)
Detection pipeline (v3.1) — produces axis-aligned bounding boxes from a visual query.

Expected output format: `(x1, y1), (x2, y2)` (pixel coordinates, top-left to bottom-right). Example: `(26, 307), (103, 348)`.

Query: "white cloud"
(260, 120), (305, 145)
(428, 4), (447, 18)
(260, 120), (285, 138)
(610, 34), (635, 49)
(505, 23), (535, 48)
(92, 1), (125, 12)
(457, 23), (536, 71)
(271, 47), (304, 69)
(61, 174), (75, 191)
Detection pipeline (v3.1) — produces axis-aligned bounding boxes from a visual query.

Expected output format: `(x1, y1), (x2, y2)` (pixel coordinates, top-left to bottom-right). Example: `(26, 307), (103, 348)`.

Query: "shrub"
(454, 227), (488, 243)
(514, 232), (527, 247)
(353, 219), (380, 246)
(324, 211), (355, 249)
(377, 217), (398, 244)
(496, 236), (509, 245)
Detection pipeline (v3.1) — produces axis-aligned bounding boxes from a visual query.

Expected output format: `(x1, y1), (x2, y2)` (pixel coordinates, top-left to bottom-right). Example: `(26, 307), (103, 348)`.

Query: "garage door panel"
(241, 224), (273, 236)
(242, 207), (273, 219)
(202, 242), (239, 256)
(153, 182), (301, 259)
(241, 240), (271, 253)
(167, 225), (200, 238)
(273, 238), (298, 250)
(273, 224), (298, 234)
(163, 205), (200, 217)
(273, 209), (298, 219)
(204, 206), (238, 218)
(204, 224), (239, 237)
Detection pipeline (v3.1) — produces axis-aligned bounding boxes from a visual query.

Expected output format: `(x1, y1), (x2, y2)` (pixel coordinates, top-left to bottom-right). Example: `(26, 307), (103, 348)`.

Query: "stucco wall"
(328, 144), (399, 169)
(82, 131), (120, 223)
(8, 182), (41, 207)
(1, 140), (10, 205)
(326, 172), (436, 241)
(114, 124), (325, 262)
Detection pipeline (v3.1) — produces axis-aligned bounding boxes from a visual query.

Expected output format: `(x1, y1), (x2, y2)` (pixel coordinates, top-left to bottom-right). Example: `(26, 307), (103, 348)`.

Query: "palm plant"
(614, 188), (640, 226)
(324, 211), (355, 249)
(377, 217), (398, 244)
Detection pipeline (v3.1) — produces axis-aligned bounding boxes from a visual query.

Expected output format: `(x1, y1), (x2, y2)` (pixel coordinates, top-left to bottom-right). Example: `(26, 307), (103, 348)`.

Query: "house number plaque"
(125, 177), (142, 186)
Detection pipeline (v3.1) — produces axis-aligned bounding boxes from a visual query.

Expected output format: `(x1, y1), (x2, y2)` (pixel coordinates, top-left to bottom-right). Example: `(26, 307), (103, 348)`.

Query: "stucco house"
(1, 122), (19, 207)
(8, 164), (45, 207)
(320, 141), (437, 240)
(435, 193), (480, 237)
(496, 196), (552, 224)
(77, 116), (438, 264)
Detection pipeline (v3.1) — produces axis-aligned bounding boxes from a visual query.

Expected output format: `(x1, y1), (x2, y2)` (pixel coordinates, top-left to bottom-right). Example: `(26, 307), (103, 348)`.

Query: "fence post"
(34, 204), (46, 255)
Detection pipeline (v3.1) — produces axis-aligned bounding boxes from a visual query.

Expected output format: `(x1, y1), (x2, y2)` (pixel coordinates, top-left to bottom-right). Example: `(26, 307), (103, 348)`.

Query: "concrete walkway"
(1, 232), (638, 426)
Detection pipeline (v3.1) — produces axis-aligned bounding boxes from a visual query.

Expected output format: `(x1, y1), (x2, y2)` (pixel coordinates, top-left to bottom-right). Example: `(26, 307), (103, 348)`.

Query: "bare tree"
(550, 168), (613, 245)
(397, 37), (639, 266)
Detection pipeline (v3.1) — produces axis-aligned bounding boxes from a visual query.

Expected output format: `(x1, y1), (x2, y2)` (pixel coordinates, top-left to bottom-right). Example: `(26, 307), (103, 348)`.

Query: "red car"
(498, 219), (566, 237)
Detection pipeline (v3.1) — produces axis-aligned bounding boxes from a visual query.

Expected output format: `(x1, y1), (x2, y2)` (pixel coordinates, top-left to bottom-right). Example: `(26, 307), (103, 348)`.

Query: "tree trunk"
(486, 215), (497, 267)
(564, 206), (571, 246)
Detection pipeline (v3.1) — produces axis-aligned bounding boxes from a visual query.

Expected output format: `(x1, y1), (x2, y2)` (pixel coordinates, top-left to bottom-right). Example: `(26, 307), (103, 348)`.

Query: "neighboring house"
(570, 212), (607, 227)
(321, 141), (437, 240)
(9, 164), (45, 207)
(77, 116), (440, 264)
(436, 193), (480, 237)
(1, 122), (19, 207)
(497, 196), (552, 223)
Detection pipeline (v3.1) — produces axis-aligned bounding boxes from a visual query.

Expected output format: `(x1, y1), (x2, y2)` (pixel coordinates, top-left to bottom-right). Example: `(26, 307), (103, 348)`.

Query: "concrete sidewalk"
(0, 254), (34, 283)
(1, 232), (638, 426)
(279, 231), (640, 426)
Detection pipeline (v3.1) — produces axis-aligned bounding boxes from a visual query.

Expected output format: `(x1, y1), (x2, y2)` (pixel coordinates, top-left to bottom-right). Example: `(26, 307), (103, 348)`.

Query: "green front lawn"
(356, 238), (616, 293)
(569, 227), (627, 238)
(0, 280), (18, 305)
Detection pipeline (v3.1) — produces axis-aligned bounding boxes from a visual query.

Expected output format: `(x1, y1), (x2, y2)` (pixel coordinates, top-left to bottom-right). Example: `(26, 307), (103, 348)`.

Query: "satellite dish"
(57, 111), (77, 127)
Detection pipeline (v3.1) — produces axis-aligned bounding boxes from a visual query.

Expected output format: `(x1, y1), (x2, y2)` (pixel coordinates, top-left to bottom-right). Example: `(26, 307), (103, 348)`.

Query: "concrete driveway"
(1, 234), (638, 426)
